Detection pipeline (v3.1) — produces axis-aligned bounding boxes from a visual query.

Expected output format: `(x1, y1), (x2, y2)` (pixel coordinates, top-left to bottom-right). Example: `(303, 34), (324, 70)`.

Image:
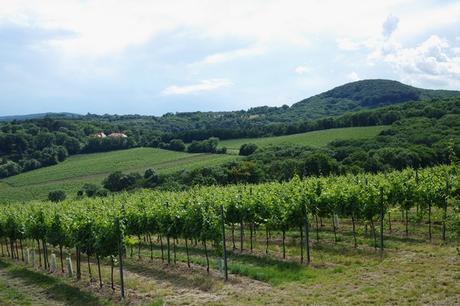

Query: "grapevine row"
(0, 164), (459, 294)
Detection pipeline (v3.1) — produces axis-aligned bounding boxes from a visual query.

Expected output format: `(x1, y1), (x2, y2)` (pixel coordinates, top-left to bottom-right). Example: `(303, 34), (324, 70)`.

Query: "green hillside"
(0, 148), (238, 202)
(220, 125), (388, 151)
(289, 79), (460, 119)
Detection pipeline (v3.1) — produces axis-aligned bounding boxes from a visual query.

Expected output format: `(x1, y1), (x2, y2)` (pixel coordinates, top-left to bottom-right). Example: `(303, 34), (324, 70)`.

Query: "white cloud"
(294, 65), (310, 74)
(347, 72), (360, 81)
(4, 0), (460, 58)
(162, 79), (232, 95)
(196, 46), (266, 65)
(383, 35), (460, 86)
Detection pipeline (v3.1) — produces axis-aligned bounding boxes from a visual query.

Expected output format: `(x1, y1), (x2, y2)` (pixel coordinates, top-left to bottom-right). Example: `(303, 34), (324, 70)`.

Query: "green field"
(0, 126), (387, 202)
(0, 148), (238, 203)
(220, 126), (388, 151)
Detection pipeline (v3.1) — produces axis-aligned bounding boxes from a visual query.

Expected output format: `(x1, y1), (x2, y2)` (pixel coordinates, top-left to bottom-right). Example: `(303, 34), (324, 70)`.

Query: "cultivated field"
(0, 165), (458, 305)
(0, 148), (238, 202)
(0, 217), (458, 305)
(219, 126), (388, 151)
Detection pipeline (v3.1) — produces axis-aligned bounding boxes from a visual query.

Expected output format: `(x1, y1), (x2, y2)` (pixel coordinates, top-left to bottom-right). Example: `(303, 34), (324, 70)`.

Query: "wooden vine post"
(115, 217), (125, 299)
(442, 174), (449, 241)
(220, 205), (228, 281)
(304, 208), (311, 264)
(379, 187), (384, 255)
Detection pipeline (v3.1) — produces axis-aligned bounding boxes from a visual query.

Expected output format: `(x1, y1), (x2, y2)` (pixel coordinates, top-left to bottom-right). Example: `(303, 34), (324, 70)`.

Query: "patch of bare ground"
(120, 256), (272, 305)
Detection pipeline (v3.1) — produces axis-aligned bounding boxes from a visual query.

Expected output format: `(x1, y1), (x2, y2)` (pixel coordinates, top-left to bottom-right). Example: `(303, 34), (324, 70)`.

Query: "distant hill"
(2, 80), (458, 125)
(289, 79), (460, 118)
(0, 112), (82, 122)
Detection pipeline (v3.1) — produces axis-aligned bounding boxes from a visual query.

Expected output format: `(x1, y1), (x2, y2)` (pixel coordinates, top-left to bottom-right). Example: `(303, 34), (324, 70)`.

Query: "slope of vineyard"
(0, 164), (458, 304)
(0, 148), (239, 202)
(219, 125), (387, 151)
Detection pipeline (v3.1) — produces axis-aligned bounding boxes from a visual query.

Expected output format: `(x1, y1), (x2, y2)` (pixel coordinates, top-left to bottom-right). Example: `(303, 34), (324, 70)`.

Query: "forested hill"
(1, 79), (459, 180)
(290, 79), (460, 119)
(0, 112), (82, 122)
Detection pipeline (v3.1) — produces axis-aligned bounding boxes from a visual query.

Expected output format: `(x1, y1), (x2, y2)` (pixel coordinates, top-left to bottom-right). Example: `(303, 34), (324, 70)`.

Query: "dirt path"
(0, 262), (64, 306)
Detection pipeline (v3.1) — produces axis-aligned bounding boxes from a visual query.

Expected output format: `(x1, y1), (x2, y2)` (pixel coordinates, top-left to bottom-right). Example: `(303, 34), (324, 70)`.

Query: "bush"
(56, 145), (68, 162)
(239, 143), (258, 156)
(82, 183), (99, 197)
(20, 159), (41, 171)
(143, 168), (159, 188)
(168, 139), (186, 151)
(0, 161), (22, 178)
(103, 171), (140, 192)
(216, 147), (227, 154)
(95, 188), (109, 197)
(48, 190), (66, 202)
(187, 137), (219, 153)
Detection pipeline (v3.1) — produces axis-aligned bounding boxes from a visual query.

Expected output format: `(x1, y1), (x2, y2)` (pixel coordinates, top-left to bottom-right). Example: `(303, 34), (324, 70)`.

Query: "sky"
(1, 0), (460, 116)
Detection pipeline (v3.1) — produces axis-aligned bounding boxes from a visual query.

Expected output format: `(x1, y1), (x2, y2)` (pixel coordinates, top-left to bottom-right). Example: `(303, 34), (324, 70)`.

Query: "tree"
(239, 143), (258, 156)
(63, 137), (81, 154)
(0, 161), (22, 178)
(103, 172), (125, 192)
(187, 137), (220, 153)
(56, 146), (68, 162)
(20, 159), (41, 171)
(168, 139), (186, 151)
(144, 168), (159, 188)
(103, 171), (140, 192)
(48, 190), (66, 202)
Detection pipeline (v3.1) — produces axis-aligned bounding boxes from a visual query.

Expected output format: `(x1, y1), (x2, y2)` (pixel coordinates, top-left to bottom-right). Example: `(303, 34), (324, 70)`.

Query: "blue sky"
(1, 0), (460, 116)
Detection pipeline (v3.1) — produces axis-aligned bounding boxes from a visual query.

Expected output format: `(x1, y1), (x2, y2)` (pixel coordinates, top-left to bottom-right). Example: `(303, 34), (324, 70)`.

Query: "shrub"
(82, 183), (99, 197)
(103, 171), (140, 192)
(187, 137), (219, 153)
(95, 188), (109, 197)
(48, 190), (66, 202)
(168, 139), (186, 151)
(216, 147), (227, 154)
(239, 143), (258, 156)
(0, 161), (22, 178)
(20, 159), (41, 171)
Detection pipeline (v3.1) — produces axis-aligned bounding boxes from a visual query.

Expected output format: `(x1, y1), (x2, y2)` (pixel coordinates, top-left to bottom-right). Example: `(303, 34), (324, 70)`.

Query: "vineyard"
(0, 164), (459, 304)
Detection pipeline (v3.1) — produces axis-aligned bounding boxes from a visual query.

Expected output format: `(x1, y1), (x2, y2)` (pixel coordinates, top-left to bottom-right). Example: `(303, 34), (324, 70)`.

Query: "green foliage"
(159, 139), (186, 151)
(103, 171), (140, 192)
(0, 161), (21, 178)
(187, 137), (219, 153)
(82, 183), (99, 197)
(239, 143), (258, 156)
(0, 164), (458, 270)
(1, 80), (459, 180)
(47, 190), (66, 202)
(291, 79), (458, 118)
(0, 147), (238, 202)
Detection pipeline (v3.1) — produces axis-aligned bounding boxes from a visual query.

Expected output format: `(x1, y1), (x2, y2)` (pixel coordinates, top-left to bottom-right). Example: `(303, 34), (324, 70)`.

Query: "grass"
(219, 125), (388, 151)
(0, 126), (386, 202)
(0, 148), (239, 202)
(1, 214), (459, 305)
(0, 260), (110, 305)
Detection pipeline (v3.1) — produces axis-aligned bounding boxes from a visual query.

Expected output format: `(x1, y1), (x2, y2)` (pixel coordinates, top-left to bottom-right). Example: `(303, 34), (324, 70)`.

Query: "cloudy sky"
(1, 0), (460, 116)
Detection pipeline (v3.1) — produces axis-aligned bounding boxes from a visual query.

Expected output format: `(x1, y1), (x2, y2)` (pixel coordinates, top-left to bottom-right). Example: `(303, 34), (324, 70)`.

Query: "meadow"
(0, 148), (238, 202)
(219, 126), (388, 151)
